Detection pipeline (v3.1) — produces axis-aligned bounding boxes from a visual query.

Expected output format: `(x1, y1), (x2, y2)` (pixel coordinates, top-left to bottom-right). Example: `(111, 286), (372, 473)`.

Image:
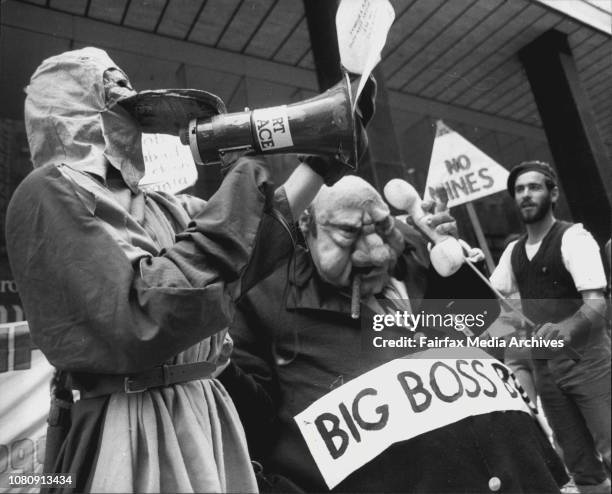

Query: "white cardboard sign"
(294, 348), (530, 489)
(424, 121), (509, 208)
(0, 322), (55, 493)
(139, 133), (197, 194)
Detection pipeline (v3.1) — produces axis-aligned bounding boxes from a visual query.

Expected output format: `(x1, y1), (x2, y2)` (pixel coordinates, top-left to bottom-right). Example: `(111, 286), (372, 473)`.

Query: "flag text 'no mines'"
(424, 121), (509, 208)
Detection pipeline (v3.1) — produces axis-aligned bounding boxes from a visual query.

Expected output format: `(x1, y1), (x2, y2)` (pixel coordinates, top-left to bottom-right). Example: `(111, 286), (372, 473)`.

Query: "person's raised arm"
(281, 163), (323, 219)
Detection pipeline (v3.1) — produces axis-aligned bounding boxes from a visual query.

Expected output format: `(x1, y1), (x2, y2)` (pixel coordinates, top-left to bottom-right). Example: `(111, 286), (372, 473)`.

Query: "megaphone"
(179, 72), (374, 168)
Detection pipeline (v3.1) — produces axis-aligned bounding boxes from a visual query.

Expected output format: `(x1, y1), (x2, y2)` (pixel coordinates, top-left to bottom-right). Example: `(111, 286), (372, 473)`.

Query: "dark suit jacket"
(220, 224), (567, 493)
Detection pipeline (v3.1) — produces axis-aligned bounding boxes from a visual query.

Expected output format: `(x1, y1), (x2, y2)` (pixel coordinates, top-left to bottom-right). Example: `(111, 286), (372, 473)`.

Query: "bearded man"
(490, 161), (611, 494)
(219, 175), (568, 493)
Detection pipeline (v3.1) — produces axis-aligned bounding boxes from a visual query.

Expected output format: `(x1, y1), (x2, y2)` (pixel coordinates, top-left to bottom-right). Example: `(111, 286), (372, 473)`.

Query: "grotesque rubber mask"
(300, 176), (404, 296)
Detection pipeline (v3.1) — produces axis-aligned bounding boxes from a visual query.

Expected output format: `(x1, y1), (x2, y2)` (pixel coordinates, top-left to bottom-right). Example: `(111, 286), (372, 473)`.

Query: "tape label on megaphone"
(252, 105), (293, 151)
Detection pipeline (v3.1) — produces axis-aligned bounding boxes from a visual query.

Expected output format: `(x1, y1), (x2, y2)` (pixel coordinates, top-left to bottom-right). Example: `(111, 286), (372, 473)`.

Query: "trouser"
(534, 356), (611, 491)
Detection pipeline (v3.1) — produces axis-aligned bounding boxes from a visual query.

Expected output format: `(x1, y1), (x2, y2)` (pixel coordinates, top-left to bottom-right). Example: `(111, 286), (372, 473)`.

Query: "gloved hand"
(419, 187), (458, 238)
(299, 155), (353, 186)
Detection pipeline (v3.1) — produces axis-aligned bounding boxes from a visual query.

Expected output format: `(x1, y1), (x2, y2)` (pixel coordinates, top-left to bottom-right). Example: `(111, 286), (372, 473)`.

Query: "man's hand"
(535, 310), (591, 352)
(536, 322), (569, 346)
(424, 210), (458, 238)
(458, 239), (485, 262)
(420, 186), (458, 238)
(212, 333), (233, 378)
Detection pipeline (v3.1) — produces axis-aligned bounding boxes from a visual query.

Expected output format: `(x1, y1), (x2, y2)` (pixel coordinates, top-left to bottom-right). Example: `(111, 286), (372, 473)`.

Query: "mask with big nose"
(350, 212), (399, 296)
(303, 176), (404, 297)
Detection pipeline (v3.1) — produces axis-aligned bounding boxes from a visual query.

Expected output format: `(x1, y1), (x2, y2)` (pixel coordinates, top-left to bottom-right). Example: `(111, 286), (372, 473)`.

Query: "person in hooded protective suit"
(5, 47), (333, 493)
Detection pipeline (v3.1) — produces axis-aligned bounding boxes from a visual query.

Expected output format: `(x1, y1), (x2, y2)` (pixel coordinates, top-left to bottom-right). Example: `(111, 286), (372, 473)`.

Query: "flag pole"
(464, 201), (495, 274)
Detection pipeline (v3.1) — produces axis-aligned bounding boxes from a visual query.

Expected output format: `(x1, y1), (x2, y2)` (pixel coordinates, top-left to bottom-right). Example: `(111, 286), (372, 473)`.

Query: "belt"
(75, 361), (217, 399)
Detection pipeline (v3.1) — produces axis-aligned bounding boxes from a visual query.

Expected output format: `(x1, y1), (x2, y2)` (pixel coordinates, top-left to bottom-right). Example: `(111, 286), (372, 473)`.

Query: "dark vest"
(511, 221), (582, 325)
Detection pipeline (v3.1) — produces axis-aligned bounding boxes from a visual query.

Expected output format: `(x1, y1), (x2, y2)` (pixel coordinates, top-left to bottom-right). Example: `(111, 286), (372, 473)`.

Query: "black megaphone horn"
(179, 72), (375, 168)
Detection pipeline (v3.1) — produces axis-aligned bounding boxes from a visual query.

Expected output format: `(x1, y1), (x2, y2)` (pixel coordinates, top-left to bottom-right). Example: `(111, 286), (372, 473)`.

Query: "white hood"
(24, 47), (145, 191)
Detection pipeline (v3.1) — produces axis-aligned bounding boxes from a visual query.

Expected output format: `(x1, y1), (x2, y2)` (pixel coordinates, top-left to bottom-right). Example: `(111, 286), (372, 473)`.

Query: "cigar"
(351, 275), (361, 319)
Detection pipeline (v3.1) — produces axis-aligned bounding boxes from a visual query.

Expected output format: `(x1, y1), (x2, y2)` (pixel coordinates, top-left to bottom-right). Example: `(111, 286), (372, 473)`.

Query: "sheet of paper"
(336, 0), (395, 109)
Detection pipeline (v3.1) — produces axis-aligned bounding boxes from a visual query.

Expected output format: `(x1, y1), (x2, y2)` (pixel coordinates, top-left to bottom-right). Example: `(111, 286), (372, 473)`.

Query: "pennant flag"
(424, 121), (509, 208)
(336, 0), (395, 108)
